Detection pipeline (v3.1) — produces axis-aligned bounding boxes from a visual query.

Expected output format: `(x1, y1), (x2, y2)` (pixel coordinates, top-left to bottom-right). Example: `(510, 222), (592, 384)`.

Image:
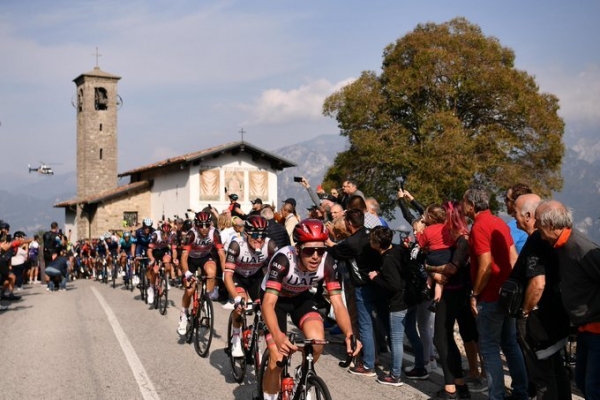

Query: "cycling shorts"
(187, 255), (216, 275)
(233, 271), (264, 302)
(262, 290), (322, 334)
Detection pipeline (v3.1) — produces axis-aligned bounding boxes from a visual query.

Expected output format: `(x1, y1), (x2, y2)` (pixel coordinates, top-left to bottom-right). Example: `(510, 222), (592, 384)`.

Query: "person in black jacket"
(326, 208), (383, 378)
(260, 206), (290, 249)
(368, 226), (408, 386)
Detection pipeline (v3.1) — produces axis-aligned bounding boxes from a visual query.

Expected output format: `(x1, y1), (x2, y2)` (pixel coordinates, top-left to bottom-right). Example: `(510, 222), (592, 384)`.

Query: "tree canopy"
(323, 17), (564, 218)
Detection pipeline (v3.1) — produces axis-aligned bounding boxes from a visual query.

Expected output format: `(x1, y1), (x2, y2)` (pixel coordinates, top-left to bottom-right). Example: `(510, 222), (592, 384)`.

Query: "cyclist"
(132, 218), (154, 287)
(95, 236), (108, 280)
(104, 232), (119, 277)
(147, 221), (175, 303)
(177, 212), (226, 335)
(118, 231), (136, 285)
(170, 218), (186, 287)
(224, 215), (278, 357)
(260, 219), (362, 400)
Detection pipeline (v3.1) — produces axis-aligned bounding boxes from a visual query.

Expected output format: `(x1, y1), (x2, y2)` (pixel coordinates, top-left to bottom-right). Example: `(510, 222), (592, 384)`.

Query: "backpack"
(43, 231), (58, 255)
(400, 243), (431, 307)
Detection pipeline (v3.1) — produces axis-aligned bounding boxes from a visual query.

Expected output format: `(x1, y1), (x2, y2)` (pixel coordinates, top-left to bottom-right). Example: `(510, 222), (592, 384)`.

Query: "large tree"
(323, 17), (564, 218)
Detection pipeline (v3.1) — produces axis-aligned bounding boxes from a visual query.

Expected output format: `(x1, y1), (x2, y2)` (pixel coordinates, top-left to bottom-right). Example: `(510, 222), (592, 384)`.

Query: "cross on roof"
(239, 127), (246, 142)
(93, 47), (102, 68)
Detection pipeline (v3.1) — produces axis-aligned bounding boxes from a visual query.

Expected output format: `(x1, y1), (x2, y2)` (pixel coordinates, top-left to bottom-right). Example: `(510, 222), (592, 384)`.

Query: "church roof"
(54, 180), (150, 207)
(118, 141), (296, 177)
(73, 66), (121, 82)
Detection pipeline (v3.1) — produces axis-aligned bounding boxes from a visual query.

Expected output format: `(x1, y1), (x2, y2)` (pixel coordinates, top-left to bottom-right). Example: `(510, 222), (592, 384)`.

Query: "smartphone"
(293, 176), (303, 182)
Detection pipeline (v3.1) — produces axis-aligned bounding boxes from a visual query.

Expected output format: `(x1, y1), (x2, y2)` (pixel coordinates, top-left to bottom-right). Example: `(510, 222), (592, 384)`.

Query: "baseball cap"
(251, 198), (263, 205)
(282, 198), (297, 207)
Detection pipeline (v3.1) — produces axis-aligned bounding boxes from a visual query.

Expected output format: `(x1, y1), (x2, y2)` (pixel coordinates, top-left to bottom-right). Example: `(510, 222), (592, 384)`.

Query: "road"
(0, 279), (578, 400)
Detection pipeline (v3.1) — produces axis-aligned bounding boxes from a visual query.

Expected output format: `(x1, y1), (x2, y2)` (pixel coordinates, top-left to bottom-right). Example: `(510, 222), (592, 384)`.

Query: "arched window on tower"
(94, 87), (108, 111)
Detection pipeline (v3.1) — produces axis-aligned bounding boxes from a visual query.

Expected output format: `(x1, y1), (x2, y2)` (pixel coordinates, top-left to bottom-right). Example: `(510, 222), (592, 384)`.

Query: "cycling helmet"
(229, 193), (239, 201)
(183, 219), (193, 231)
(244, 215), (268, 232)
(104, 232), (112, 239)
(194, 212), (211, 227)
(99, 235), (105, 241)
(142, 218), (153, 228)
(293, 219), (329, 244)
(123, 231), (131, 238)
(161, 222), (171, 233)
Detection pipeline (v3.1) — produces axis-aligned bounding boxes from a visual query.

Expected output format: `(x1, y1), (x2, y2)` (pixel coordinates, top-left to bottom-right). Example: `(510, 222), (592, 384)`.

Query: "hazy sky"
(1, 0), (599, 182)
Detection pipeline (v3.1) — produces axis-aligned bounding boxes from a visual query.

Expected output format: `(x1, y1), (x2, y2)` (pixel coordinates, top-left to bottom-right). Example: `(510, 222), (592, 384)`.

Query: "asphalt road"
(0, 279), (579, 400)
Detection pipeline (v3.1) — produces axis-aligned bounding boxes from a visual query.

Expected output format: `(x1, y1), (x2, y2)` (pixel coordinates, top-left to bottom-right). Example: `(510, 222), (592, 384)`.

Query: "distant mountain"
(2, 134), (599, 243)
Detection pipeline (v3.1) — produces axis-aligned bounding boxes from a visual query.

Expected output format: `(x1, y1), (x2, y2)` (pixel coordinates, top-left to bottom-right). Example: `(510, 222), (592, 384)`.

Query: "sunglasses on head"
(300, 246), (326, 257)
(247, 231), (267, 239)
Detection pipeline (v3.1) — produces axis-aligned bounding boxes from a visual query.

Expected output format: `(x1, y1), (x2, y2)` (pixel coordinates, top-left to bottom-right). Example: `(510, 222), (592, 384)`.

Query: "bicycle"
(124, 256), (135, 292)
(111, 257), (119, 288)
(137, 256), (150, 303)
(225, 298), (268, 384)
(183, 272), (215, 358)
(151, 260), (169, 315)
(256, 333), (355, 400)
(99, 256), (108, 284)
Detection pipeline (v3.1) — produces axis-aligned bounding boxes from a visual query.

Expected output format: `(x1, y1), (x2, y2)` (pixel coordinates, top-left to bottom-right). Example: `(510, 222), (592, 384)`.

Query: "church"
(55, 65), (295, 241)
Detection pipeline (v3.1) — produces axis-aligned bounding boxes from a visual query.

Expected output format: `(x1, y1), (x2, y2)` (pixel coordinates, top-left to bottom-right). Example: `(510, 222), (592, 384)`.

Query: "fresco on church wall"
(200, 169), (220, 201)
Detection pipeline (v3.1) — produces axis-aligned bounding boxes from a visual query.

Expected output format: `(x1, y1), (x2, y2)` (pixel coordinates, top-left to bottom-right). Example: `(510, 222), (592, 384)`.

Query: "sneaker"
(0, 304), (8, 311)
(177, 315), (188, 335)
(167, 281), (171, 291)
(429, 388), (459, 400)
(464, 377), (487, 393)
(405, 367), (429, 380)
(222, 301), (235, 310)
(456, 384), (471, 399)
(231, 334), (244, 357)
(377, 374), (403, 387)
(147, 287), (154, 304)
(16, 287), (23, 291)
(348, 363), (376, 377)
(2, 293), (21, 301)
(132, 275), (140, 286)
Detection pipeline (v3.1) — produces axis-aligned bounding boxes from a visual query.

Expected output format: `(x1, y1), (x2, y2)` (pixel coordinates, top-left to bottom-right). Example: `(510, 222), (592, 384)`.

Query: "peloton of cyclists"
(177, 212), (226, 335)
(223, 215), (278, 357)
(260, 219), (362, 400)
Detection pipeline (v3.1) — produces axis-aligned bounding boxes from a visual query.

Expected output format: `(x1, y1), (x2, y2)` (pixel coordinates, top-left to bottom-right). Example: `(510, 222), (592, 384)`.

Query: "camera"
(293, 176), (303, 183)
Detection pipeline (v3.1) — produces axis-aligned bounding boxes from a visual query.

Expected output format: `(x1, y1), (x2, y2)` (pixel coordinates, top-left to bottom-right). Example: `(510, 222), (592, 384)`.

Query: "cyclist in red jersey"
(178, 212), (226, 335)
(260, 219), (362, 400)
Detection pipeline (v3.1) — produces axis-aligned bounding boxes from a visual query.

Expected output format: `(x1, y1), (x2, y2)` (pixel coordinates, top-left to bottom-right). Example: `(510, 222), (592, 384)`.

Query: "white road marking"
(91, 286), (160, 400)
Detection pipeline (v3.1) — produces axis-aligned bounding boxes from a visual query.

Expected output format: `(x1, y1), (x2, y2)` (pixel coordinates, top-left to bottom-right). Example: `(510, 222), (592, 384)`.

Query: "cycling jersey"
(134, 227), (154, 256)
(224, 237), (277, 278)
(149, 231), (172, 252)
(183, 227), (223, 259)
(261, 246), (341, 298)
(119, 237), (136, 251)
(96, 242), (108, 256)
(105, 239), (119, 256)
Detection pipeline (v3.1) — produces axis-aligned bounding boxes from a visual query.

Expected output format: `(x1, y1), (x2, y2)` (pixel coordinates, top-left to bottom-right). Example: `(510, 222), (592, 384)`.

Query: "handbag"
(497, 277), (524, 317)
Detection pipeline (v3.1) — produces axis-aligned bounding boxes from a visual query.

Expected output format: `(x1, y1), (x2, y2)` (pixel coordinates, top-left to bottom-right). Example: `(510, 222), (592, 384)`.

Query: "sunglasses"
(196, 222), (211, 228)
(247, 231), (267, 239)
(300, 246), (326, 257)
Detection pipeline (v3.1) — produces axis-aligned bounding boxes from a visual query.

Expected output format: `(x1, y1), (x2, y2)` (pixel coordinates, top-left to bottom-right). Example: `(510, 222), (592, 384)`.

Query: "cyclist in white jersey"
(146, 222), (175, 304)
(260, 219), (362, 400)
(224, 215), (278, 357)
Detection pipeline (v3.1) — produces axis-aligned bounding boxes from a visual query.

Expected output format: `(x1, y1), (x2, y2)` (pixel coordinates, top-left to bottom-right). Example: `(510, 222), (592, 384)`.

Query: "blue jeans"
(476, 301), (528, 400)
(354, 284), (377, 369)
(404, 306), (425, 369)
(576, 331), (600, 399)
(389, 310), (407, 378)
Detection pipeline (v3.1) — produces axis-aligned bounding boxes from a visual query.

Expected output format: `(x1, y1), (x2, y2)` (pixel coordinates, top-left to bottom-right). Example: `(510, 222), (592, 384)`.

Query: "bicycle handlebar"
(275, 333), (356, 368)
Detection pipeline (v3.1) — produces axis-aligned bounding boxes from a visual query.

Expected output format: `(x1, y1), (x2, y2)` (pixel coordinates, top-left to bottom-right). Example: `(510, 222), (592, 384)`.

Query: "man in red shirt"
(462, 188), (527, 400)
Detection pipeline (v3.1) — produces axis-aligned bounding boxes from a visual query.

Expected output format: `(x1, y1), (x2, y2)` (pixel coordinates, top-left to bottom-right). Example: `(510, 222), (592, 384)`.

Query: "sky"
(1, 0), (599, 182)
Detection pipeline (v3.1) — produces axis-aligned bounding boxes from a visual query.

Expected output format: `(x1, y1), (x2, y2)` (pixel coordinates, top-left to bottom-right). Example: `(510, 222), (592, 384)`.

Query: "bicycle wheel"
(302, 375), (332, 400)
(256, 348), (269, 396)
(253, 326), (268, 379)
(185, 312), (196, 344)
(103, 264), (108, 284)
(112, 265), (117, 288)
(194, 294), (214, 358)
(227, 313), (247, 383)
(140, 268), (148, 303)
(158, 275), (168, 315)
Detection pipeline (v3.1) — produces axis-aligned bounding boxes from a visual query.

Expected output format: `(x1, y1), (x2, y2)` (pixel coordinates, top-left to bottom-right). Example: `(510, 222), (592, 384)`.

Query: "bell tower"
(73, 65), (121, 198)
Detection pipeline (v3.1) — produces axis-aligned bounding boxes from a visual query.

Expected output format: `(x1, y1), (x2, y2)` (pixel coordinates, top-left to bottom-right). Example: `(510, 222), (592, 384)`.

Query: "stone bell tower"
(73, 64), (121, 198)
